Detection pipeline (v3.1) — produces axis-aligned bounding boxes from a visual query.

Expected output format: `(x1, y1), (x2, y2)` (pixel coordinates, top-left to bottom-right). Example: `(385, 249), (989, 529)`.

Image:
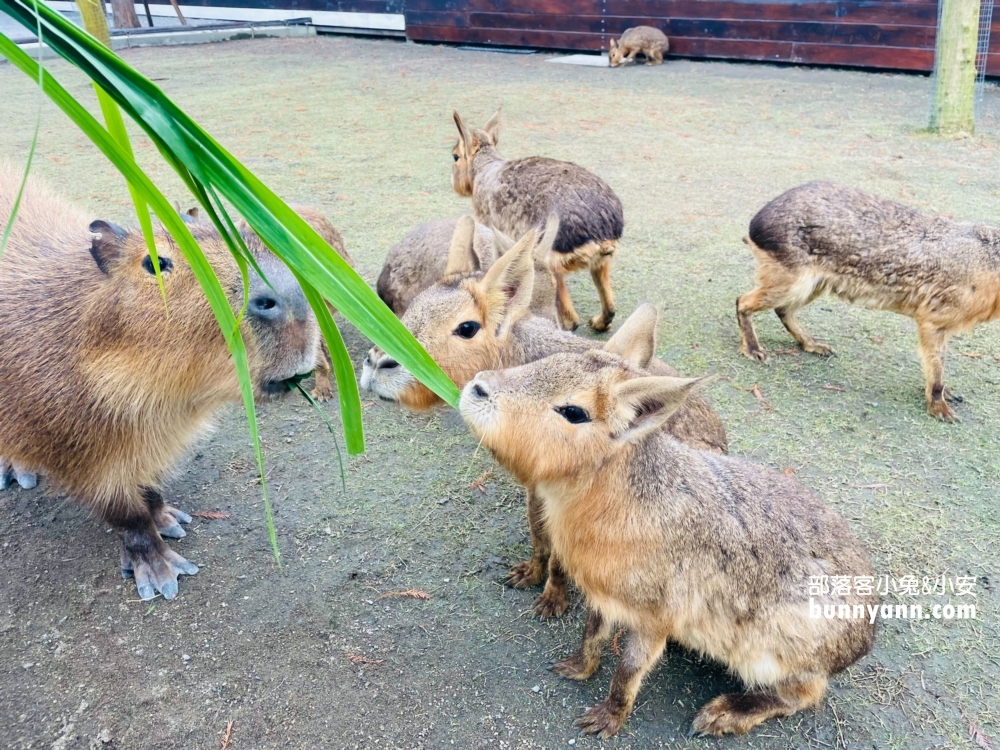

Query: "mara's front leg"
(917, 321), (958, 422)
(507, 487), (549, 588)
(575, 627), (668, 738)
(551, 607), (613, 680)
(107, 487), (198, 600)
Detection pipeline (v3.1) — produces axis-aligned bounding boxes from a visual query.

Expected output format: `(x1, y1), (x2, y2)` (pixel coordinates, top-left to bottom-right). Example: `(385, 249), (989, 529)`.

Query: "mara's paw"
(575, 701), (628, 738)
(943, 388), (964, 405)
(559, 311), (582, 332)
(550, 651), (599, 681)
(802, 341), (834, 356)
(532, 587), (569, 619)
(739, 343), (768, 364)
(588, 309), (615, 333)
(691, 692), (782, 737)
(311, 378), (335, 403)
(928, 400), (959, 423)
(154, 505), (193, 539)
(506, 559), (544, 589)
(121, 545), (198, 601)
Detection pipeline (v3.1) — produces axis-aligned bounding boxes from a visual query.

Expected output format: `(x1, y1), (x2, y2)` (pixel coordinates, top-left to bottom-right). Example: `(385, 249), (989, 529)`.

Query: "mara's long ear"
(610, 39), (618, 51)
(444, 216), (478, 278)
(534, 212), (560, 261)
(483, 107), (501, 146)
(611, 375), (707, 443)
(453, 110), (472, 151)
(480, 228), (537, 337)
(492, 226), (515, 255)
(605, 303), (658, 368)
(88, 220), (128, 274)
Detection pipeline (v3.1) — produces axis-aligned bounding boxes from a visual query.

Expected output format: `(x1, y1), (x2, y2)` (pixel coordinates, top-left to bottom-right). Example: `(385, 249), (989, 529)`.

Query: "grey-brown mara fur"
(737, 180), (1000, 421)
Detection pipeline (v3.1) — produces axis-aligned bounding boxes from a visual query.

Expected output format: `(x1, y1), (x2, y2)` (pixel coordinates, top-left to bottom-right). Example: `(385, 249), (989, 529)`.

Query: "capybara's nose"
(470, 382), (489, 400)
(249, 291), (283, 322)
(379, 357), (399, 371)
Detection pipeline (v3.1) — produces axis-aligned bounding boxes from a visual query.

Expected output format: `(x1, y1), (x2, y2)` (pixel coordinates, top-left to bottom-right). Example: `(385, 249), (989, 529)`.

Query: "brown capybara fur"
(609, 26), (669, 67)
(0, 164), (319, 600)
(460, 349), (876, 739)
(452, 109), (624, 332)
(363, 232), (727, 618)
(737, 181), (1000, 421)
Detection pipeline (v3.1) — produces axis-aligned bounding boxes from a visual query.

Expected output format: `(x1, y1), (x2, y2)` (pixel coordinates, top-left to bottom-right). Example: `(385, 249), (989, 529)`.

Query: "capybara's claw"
(0, 459), (37, 490)
(122, 545), (198, 601)
(154, 505), (193, 538)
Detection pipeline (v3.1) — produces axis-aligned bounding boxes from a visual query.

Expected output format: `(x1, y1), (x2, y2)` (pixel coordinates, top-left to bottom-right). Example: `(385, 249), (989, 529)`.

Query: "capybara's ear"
(186, 206), (200, 221)
(605, 303), (658, 369)
(444, 215), (478, 278)
(483, 108), (501, 146)
(88, 220), (128, 274)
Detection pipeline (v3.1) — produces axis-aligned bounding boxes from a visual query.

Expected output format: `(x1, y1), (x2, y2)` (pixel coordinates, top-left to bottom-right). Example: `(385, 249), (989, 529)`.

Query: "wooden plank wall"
(403, 0), (1000, 76)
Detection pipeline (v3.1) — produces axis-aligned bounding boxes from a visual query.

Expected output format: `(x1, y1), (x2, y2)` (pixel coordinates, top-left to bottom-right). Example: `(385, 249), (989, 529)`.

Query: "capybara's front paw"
(533, 586), (569, 619)
(551, 651), (599, 681)
(0, 459), (37, 490)
(153, 504), (193, 539)
(506, 558), (544, 589)
(589, 309), (615, 332)
(575, 701), (628, 738)
(121, 544), (198, 601)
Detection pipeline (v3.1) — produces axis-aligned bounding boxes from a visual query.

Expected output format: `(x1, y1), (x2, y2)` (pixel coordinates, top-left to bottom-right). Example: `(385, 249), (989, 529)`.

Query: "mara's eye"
(141, 255), (173, 275)
(453, 153), (460, 162)
(555, 405), (590, 424)
(454, 321), (481, 339)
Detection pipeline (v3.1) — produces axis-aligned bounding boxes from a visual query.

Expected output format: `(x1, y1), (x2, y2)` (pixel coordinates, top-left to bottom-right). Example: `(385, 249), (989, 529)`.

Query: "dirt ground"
(1, 35), (998, 750)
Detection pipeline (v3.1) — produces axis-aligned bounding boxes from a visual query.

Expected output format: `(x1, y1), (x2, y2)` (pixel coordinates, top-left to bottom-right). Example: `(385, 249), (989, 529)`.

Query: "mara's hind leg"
(576, 628), (668, 738)
(647, 48), (664, 65)
(588, 247), (616, 332)
(692, 675), (827, 736)
(554, 270), (581, 331)
(917, 321), (958, 422)
(775, 298), (834, 356)
(551, 607), (613, 681)
(507, 488), (549, 589)
(738, 255), (817, 363)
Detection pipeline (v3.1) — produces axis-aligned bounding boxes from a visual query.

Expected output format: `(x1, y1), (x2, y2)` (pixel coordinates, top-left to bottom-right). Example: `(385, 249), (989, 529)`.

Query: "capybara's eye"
(454, 321), (481, 339)
(141, 255), (173, 275)
(453, 153), (459, 162)
(555, 405), (590, 424)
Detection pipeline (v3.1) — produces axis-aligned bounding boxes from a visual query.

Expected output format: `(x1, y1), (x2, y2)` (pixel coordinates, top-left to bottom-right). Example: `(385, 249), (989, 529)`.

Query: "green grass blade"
(300, 278), (365, 454)
(0, 0), (461, 409)
(0, 2), (42, 259)
(293, 382), (347, 494)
